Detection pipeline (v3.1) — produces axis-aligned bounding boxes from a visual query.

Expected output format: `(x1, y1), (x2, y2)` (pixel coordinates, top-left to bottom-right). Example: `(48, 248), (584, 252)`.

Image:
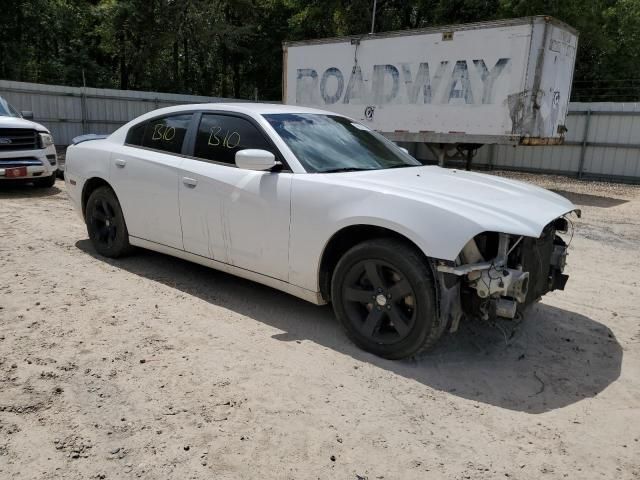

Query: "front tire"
(34, 174), (56, 188)
(86, 186), (132, 258)
(331, 238), (443, 359)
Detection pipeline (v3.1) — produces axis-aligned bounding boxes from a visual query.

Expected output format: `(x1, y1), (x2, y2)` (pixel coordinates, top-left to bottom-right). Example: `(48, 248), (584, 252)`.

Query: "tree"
(0, 0), (638, 101)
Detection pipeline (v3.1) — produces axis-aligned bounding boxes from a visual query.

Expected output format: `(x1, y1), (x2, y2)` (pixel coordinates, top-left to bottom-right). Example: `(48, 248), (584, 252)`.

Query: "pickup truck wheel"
(86, 186), (132, 258)
(34, 174), (56, 188)
(331, 238), (442, 359)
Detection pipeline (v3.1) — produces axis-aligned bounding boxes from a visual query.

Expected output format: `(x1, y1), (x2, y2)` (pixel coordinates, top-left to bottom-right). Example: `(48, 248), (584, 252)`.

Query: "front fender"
(289, 173), (576, 293)
(289, 177), (486, 292)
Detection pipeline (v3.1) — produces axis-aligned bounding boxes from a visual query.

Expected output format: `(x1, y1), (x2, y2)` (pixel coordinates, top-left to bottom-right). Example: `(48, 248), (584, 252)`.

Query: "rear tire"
(331, 238), (443, 359)
(34, 174), (56, 188)
(86, 186), (133, 258)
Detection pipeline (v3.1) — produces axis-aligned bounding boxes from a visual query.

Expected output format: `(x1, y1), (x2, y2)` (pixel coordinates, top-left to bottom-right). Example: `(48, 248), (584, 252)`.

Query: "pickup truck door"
(179, 113), (291, 281)
(109, 113), (192, 250)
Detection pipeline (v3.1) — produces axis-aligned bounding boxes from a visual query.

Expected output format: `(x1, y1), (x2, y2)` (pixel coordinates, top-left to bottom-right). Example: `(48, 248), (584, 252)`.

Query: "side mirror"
(235, 149), (277, 171)
(21, 111), (34, 120)
(398, 147), (410, 155)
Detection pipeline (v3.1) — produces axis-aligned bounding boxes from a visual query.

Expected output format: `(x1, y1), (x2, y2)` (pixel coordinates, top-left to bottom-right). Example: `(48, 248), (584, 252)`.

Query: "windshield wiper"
(386, 164), (419, 169)
(319, 167), (373, 173)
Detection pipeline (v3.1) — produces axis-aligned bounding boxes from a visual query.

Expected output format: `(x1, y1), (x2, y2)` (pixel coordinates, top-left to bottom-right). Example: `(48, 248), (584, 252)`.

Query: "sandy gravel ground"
(0, 172), (639, 479)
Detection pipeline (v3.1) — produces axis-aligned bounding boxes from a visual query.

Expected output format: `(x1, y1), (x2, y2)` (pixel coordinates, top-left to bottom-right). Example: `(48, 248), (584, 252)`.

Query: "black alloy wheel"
(86, 186), (132, 258)
(331, 238), (444, 359)
(341, 258), (417, 344)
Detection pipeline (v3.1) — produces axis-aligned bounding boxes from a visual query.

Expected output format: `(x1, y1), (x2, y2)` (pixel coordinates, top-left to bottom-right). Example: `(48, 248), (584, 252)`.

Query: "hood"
(328, 166), (578, 238)
(0, 115), (49, 132)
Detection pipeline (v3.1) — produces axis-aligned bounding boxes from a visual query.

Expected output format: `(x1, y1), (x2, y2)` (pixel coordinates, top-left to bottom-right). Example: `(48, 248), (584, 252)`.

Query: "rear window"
(126, 114), (192, 154)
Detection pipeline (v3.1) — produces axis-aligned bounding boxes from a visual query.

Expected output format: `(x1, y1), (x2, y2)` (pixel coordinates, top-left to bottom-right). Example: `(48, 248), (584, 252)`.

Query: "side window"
(135, 114), (192, 154)
(194, 114), (272, 165)
(125, 121), (147, 146)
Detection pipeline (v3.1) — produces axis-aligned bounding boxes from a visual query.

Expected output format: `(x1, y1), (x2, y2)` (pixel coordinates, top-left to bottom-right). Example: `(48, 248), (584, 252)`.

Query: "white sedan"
(65, 103), (578, 359)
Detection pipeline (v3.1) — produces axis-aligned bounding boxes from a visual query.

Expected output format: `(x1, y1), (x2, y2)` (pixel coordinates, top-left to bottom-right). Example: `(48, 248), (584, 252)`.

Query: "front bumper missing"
(436, 226), (570, 322)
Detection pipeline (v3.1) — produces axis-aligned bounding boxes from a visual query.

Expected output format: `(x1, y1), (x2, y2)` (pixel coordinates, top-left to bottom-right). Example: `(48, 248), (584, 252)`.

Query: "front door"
(179, 113), (291, 281)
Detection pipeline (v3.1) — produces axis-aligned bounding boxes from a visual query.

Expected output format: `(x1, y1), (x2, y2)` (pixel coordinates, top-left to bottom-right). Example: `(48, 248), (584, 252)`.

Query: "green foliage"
(0, 0), (638, 101)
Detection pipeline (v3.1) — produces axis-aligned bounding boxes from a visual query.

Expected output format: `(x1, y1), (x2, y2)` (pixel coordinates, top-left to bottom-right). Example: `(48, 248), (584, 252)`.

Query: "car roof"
(147, 102), (337, 117)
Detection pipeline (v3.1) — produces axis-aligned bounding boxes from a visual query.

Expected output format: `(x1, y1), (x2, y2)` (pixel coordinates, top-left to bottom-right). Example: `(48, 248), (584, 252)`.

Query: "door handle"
(114, 159), (126, 168)
(182, 177), (198, 188)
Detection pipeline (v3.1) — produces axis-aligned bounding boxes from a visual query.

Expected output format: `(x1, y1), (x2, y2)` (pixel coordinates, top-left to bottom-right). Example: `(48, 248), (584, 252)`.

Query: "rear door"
(179, 112), (292, 281)
(109, 113), (192, 250)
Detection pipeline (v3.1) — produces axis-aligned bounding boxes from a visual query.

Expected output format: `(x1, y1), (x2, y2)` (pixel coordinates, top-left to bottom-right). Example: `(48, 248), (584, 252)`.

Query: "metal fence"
(412, 102), (640, 183)
(1, 80), (639, 182)
(0, 80), (238, 146)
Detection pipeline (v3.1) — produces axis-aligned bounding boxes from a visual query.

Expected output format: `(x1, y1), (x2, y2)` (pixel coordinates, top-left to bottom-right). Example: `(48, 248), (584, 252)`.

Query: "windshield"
(0, 97), (21, 117)
(263, 113), (420, 173)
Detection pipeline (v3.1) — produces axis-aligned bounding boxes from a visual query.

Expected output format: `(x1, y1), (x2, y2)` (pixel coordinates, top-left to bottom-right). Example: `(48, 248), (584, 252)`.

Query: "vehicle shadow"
(551, 189), (628, 208)
(0, 182), (62, 198)
(75, 239), (622, 414)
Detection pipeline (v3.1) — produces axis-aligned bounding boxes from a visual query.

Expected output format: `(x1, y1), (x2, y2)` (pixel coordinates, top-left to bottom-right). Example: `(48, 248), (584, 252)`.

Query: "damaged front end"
(434, 216), (574, 331)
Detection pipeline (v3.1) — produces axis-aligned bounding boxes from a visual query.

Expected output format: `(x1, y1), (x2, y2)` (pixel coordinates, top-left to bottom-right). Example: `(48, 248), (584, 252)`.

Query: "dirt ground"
(1, 172), (639, 480)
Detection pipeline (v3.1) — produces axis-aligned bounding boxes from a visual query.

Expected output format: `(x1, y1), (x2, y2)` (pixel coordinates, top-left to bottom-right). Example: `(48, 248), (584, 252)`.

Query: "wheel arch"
(318, 224), (435, 302)
(81, 177), (113, 220)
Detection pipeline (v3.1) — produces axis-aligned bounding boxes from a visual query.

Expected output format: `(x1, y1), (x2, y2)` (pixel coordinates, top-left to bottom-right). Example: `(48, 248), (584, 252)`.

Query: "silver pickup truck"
(0, 96), (58, 188)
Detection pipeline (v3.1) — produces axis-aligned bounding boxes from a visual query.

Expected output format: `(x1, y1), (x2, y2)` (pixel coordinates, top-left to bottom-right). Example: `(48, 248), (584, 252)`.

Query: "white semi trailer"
(283, 16), (578, 166)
